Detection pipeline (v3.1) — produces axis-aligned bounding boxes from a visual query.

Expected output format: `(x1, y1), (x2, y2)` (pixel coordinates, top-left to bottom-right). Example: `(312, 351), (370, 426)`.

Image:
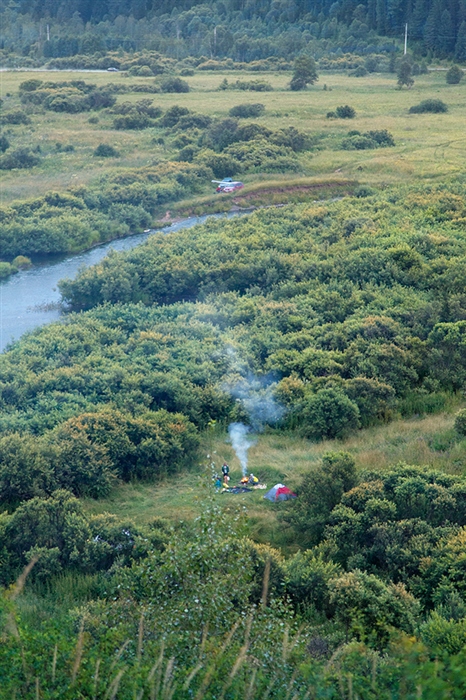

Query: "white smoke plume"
(228, 423), (256, 476)
(222, 348), (285, 475)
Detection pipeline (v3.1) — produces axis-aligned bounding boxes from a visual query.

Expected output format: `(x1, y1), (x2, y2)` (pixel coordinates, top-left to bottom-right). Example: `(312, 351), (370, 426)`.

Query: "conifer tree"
(455, 21), (466, 62)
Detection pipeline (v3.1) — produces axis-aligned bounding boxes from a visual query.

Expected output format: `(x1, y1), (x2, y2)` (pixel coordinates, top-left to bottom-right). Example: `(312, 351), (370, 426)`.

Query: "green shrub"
(0, 109), (31, 125)
(0, 134), (10, 152)
(159, 104), (190, 127)
(224, 138), (299, 171)
(94, 143), (120, 158)
(409, 99), (448, 114)
(18, 78), (43, 92)
(454, 409), (466, 436)
(350, 66), (368, 77)
(232, 79), (273, 91)
(0, 148), (40, 170)
(446, 65), (463, 84)
(341, 134), (377, 150)
(160, 76), (190, 93)
(173, 113), (212, 130)
(290, 55), (318, 91)
(298, 389), (360, 440)
(341, 129), (394, 150)
(0, 262), (17, 279)
(113, 113), (153, 129)
(11, 255), (31, 269)
(195, 149), (239, 177)
(177, 144), (199, 162)
(128, 64), (154, 76)
(335, 105), (356, 118)
(229, 103), (265, 118)
(366, 129), (395, 146)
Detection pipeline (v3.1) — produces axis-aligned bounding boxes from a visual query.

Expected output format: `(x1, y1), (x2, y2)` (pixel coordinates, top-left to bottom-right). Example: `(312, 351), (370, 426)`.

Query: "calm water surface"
(0, 215), (227, 353)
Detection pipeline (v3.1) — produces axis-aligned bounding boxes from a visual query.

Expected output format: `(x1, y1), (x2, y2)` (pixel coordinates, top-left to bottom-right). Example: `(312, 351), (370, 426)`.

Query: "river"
(0, 214), (232, 353)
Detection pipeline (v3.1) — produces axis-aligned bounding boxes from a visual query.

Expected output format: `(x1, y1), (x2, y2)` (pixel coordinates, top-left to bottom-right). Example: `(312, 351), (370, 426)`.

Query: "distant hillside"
(1, 0), (464, 62)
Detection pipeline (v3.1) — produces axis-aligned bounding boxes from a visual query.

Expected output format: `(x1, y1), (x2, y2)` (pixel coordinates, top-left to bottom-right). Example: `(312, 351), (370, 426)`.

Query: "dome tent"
(264, 484), (297, 502)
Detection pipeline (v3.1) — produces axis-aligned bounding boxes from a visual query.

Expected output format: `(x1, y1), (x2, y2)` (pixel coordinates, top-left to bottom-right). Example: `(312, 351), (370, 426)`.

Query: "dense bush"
(350, 65), (368, 76)
(0, 408), (199, 504)
(94, 143), (120, 157)
(230, 79), (273, 91)
(341, 129), (395, 149)
(111, 99), (162, 129)
(0, 134), (10, 152)
(20, 80), (116, 112)
(285, 458), (466, 613)
(0, 109), (31, 125)
(446, 65), (463, 84)
(0, 160), (210, 257)
(329, 104), (356, 118)
(409, 99), (448, 114)
(296, 389), (361, 440)
(0, 148), (40, 170)
(195, 148), (239, 177)
(454, 409), (466, 436)
(229, 102), (265, 118)
(0, 489), (168, 583)
(160, 76), (190, 92)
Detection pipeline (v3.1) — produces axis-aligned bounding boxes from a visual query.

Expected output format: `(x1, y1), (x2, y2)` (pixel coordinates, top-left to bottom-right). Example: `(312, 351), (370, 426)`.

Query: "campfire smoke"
(228, 423), (256, 476)
(222, 351), (285, 475)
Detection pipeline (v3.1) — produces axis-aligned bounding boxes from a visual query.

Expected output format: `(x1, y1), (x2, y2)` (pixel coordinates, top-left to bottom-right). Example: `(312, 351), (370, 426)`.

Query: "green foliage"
(296, 389), (361, 440)
(195, 148), (239, 177)
(229, 102), (265, 118)
(397, 60), (414, 88)
(160, 76), (190, 92)
(350, 65), (368, 76)
(446, 65), (463, 84)
(0, 109), (31, 125)
(290, 55), (318, 91)
(0, 404), (199, 503)
(93, 143), (119, 158)
(0, 489), (165, 584)
(283, 452), (357, 545)
(0, 161), (209, 257)
(0, 148), (40, 170)
(341, 129), (395, 149)
(20, 80), (116, 112)
(421, 612), (466, 655)
(285, 550), (341, 610)
(112, 98), (162, 129)
(329, 570), (418, 646)
(229, 79), (273, 91)
(409, 99), (448, 114)
(0, 262), (17, 280)
(0, 134), (10, 152)
(454, 409), (466, 436)
(329, 104), (356, 118)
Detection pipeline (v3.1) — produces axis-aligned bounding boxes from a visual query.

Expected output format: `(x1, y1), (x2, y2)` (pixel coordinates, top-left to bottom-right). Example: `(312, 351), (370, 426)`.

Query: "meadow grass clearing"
(0, 68), (465, 208)
(82, 405), (466, 549)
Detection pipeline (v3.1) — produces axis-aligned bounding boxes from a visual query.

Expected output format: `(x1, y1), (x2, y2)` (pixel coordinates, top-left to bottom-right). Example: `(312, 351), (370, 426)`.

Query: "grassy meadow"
(0, 67), (465, 209)
(82, 403), (466, 547)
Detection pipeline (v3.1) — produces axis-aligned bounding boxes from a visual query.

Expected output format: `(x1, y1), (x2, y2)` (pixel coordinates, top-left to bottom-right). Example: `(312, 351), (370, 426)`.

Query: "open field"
(0, 68), (465, 209)
(83, 404), (466, 548)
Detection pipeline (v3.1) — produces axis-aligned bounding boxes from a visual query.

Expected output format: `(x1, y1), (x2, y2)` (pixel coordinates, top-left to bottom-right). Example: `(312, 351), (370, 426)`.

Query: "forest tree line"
(2, 0), (465, 62)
